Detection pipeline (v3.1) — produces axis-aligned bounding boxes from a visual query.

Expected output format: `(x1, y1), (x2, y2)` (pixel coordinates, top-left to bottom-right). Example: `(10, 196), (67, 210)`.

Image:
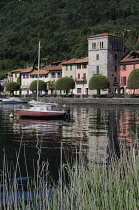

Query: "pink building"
(119, 51), (139, 94)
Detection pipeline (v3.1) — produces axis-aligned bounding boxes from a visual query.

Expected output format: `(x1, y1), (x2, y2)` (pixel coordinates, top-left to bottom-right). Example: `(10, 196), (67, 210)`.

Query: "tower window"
(100, 42), (103, 49)
(96, 66), (99, 74)
(92, 43), (96, 49)
(96, 54), (99, 60)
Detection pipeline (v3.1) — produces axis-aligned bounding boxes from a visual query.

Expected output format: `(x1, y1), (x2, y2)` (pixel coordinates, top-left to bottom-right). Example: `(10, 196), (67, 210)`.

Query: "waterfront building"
(87, 33), (129, 95)
(119, 51), (139, 94)
(6, 33), (139, 96)
(62, 57), (88, 95)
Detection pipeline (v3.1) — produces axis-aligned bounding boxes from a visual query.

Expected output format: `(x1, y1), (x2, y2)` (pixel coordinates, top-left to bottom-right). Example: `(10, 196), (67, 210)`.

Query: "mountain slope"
(0, 0), (139, 75)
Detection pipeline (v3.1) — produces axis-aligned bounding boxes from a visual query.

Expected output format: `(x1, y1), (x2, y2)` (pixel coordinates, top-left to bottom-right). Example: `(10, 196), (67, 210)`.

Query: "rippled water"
(0, 103), (139, 181)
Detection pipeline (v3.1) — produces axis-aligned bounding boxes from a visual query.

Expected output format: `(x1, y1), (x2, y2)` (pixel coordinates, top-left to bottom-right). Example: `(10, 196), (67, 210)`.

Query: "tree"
(89, 75), (109, 95)
(6, 82), (20, 96)
(55, 77), (75, 95)
(127, 69), (139, 92)
(17, 75), (21, 85)
(47, 81), (55, 94)
(30, 80), (46, 93)
(0, 84), (3, 92)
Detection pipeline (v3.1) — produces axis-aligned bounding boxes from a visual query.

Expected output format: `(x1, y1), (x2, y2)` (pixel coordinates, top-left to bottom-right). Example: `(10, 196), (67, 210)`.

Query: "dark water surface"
(0, 103), (139, 182)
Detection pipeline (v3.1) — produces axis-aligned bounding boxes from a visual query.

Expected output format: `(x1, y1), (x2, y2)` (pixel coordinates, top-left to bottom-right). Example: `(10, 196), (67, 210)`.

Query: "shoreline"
(21, 96), (139, 106)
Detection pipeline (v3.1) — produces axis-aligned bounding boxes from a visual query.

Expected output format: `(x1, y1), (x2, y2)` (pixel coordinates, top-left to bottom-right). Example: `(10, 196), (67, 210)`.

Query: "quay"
(20, 97), (139, 106)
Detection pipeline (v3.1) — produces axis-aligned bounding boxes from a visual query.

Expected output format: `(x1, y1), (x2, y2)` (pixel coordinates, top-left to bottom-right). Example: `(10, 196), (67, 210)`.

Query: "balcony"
(75, 79), (87, 84)
(21, 85), (29, 89)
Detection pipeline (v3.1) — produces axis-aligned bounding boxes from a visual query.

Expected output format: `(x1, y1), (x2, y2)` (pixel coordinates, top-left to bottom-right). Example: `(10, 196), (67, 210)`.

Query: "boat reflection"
(17, 118), (64, 134)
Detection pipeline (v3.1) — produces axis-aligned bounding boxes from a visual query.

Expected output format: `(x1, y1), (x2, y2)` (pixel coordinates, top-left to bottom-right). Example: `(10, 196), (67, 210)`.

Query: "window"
(66, 66), (68, 71)
(115, 54), (117, 60)
(15, 73), (17, 78)
(77, 64), (81, 69)
(122, 65), (126, 71)
(78, 74), (80, 79)
(114, 77), (117, 82)
(51, 72), (55, 78)
(57, 72), (61, 78)
(96, 66), (99, 74)
(83, 73), (86, 80)
(92, 43), (96, 49)
(96, 54), (99, 60)
(121, 77), (126, 86)
(115, 66), (117, 71)
(70, 65), (72, 70)
(82, 64), (87, 68)
(100, 42), (103, 49)
(77, 88), (81, 93)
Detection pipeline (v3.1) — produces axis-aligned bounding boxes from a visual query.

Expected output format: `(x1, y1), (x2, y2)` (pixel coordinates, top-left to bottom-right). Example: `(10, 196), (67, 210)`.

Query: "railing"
(75, 79), (87, 84)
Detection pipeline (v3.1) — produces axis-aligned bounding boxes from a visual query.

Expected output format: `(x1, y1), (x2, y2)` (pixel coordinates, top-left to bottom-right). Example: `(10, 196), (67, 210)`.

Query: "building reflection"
(118, 109), (139, 152)
(10, 106), (139, 165)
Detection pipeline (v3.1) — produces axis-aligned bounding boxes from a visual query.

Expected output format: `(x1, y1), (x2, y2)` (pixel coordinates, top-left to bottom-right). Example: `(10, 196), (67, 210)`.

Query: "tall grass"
(0, 143), (139, 209)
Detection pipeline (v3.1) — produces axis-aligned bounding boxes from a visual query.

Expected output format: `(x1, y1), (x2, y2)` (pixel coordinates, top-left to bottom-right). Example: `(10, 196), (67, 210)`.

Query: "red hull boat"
(15, 103), (68, 119)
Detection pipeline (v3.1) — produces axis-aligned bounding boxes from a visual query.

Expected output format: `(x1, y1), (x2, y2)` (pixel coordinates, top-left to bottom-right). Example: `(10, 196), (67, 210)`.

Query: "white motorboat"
(2, 97), (23, 104)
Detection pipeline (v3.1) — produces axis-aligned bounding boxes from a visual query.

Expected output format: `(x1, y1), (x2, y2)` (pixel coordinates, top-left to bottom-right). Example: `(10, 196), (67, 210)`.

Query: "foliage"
(5, 81), (20, 95)
(47, 81), (55, 90)
(89, 75), (109, 92)
(0, 84), (3, 92)
(17, 75), (21, 85)
(127, 69), (139, 90)
(0, 0), (139, 72)
(30, 80), (46, 91)
(2, 149), (139, 209)
(55, 77), (75, 94)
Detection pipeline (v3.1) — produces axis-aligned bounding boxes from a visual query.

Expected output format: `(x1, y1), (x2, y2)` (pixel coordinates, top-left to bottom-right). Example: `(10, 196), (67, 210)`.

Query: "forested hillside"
(0, 0), (139, 77)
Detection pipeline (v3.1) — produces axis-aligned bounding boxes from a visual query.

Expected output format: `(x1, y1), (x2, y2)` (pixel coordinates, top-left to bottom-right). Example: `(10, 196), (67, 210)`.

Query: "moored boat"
(2, 97), (23, 104)
(28, 99), (47, 106)
(15, 42), (70, 119)
(15, 103), (69, 119)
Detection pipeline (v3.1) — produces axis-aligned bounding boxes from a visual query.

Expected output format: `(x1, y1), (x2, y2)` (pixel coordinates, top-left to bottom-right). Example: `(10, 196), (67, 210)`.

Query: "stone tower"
(88, 33), (129, 95)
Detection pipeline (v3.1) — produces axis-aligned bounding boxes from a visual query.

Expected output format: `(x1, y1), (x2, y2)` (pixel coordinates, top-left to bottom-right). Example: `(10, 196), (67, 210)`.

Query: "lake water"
(0, 103), (139, 182)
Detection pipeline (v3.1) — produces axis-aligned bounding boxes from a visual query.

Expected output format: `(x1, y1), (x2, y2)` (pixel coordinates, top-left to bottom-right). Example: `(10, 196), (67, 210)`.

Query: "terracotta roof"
(11, 67), (35, 73)
(48, 63), (62, 71)
(43, 64), (52, 70)
(88, 33), (123, 38)
(75, 57), (88, 63)
(11, 69), (24, 73)
(7, 72), (12, 75)
(120, 51), (139, 63)
(62, 58), (81, 65)
(20, 67), (33, 73)
(30, 69), (49, 75)
(43, 62), (63, 71)
(51, 61), (61, 65)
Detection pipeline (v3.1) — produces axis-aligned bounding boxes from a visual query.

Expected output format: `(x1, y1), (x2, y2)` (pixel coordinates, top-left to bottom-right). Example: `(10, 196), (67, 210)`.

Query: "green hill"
(0, 0), (139, 76)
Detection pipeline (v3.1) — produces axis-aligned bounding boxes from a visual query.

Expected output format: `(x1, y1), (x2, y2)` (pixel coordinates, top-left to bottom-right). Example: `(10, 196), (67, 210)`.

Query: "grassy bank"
(1, 148), (139, 209)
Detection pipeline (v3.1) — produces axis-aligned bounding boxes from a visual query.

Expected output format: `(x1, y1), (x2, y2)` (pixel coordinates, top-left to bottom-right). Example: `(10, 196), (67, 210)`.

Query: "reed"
(0, 145), (139, 209)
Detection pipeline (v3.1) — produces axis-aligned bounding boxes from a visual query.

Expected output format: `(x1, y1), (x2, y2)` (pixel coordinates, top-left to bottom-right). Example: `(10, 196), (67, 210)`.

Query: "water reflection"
(0, 104), (139, 180)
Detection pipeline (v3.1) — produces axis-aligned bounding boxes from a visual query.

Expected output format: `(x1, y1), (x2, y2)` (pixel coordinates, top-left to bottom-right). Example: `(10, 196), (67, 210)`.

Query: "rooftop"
(88, 33), (123, 39)
(120, 51), (139, 63)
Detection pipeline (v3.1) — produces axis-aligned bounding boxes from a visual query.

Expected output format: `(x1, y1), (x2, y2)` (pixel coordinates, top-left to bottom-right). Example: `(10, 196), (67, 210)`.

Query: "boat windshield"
(46, 104), (60, 111)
